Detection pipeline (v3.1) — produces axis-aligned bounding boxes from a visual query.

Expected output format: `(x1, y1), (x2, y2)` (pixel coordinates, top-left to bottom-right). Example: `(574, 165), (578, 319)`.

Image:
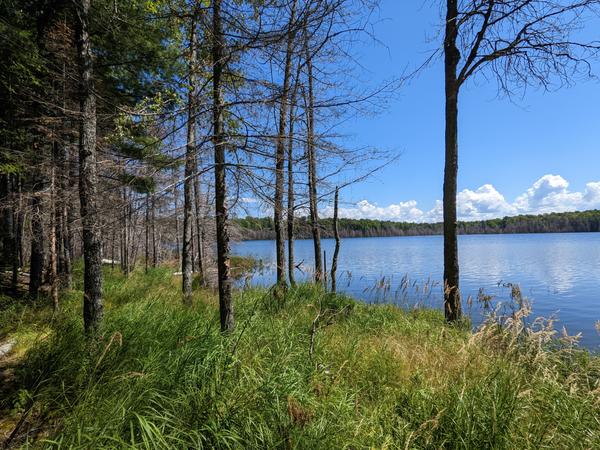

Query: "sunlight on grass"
(1, 267), (599, 448)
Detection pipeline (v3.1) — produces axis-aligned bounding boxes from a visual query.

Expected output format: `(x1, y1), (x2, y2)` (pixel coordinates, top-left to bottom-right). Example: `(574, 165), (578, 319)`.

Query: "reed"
(1, 267), (599, 449)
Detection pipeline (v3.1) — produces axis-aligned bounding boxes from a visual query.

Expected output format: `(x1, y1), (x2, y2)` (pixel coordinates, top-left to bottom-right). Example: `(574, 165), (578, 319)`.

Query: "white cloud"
(457, 184), (515, 219)
(321, 174), (600, 223)
(322, 199), (427, 222)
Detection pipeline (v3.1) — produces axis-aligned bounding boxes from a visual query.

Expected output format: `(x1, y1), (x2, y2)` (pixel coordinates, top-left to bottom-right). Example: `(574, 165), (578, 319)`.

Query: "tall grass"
(2, 267), (599, 449)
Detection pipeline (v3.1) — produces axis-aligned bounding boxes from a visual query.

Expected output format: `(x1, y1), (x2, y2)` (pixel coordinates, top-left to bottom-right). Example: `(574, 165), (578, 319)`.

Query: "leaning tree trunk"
(305, 43), (322, 283)
(443, 0), (461, 322)
(213, 0), (234, 331)
(274, 0), (297, 288)
(76, 0), (103, 333)
(182, 10), (198, 303)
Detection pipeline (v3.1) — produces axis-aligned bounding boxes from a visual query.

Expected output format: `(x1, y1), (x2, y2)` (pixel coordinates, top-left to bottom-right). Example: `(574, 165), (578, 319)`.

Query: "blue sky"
(326, 0), (600, 222)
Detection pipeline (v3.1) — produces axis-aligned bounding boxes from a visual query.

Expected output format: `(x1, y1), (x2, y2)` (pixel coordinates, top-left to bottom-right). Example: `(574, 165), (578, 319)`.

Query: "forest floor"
(1, 266), (600, 449)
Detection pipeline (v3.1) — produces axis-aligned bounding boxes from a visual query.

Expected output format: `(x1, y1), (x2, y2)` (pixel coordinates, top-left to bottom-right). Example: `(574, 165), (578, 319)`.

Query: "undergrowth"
(1, 267), (599, 449)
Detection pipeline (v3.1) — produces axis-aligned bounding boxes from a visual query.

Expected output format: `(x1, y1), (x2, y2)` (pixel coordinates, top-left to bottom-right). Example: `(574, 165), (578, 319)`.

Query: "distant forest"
(234, 210), (600, 240)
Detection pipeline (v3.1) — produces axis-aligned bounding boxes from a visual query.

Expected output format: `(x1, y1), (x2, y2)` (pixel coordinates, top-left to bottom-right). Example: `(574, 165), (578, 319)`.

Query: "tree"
(304, 36), (323, 283)
(182, 4), (199, 303)
(76, 0), (103, 333)
(213, 0), (234, 332)
(442, 0), (600, 322)
(274, 0), (298, 288)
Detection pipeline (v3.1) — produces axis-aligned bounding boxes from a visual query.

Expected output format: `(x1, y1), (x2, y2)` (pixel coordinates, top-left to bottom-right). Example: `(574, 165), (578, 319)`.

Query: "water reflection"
(232, 233), (600, 349)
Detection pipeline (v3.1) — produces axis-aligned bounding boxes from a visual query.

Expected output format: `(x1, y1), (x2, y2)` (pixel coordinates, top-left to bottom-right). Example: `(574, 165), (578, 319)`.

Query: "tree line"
(234, 209), (600, 240)
(1, 0), (599, 336)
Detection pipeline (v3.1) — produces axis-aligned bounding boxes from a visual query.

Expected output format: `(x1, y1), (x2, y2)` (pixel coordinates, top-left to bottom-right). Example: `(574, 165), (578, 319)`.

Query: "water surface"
(232, 233), (600, 349)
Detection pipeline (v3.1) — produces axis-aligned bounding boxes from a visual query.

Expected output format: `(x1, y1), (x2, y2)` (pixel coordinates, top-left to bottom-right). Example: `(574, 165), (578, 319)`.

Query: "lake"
(232, 233), (600, 350)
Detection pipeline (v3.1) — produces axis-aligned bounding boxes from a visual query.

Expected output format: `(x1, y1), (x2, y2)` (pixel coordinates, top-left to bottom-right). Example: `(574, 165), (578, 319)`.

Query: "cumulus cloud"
(322, 174), (600, 223)
(457, 184), (515, 219)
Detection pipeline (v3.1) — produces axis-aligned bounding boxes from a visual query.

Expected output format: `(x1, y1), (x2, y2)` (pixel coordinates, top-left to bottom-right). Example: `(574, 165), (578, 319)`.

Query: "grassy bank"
(1, 268), (599, 449)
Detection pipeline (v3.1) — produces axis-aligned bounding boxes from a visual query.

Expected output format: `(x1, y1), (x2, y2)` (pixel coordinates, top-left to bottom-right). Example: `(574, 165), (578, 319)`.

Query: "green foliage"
(2, 269), (599, 448)
(235, 210), (600, 240)
(120, 173), (157, 194)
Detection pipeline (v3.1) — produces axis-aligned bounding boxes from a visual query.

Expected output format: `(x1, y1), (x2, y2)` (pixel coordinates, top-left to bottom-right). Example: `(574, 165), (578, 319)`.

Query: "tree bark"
(182, 9), (198, 302)
(145, 193), (150, 273)
(49, 145), (59, 311)
(287, 70), (300, 286)
(213, 0), (234, 331)
(443, 0), (461, 322)
(331, 187), (340, 293)
(305, 43), (322, 283)
(66, 140), (77, 282)
(29, 192), (44, 298)
(274, 0), (297, 288)
(193, 160), (205, 284)
(0, 175), (13, 274)
(173, 182), (180, 267)
(76, 0), (103, 333)
(121, 187), (130, 275)
(151, 193), (157, 267)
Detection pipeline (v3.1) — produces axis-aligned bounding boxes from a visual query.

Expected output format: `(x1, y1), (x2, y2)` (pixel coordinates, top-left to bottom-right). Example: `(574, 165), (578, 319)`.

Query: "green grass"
(1, 267), (599, 449)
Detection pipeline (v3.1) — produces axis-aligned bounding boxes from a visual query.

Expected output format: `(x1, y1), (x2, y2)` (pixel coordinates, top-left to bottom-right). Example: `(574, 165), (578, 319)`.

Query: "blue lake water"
(232, 233), (600, 350)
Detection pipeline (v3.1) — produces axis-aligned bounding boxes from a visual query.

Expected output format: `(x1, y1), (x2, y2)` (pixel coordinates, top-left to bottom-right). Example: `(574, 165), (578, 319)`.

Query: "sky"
(318, 0), (600, 222)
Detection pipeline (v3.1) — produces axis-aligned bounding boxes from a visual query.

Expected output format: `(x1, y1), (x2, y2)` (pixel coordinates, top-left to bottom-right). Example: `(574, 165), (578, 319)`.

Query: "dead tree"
(331, 186), (340, 293)
(304, 38), (323, 283)
(274, 0), (299, 288)
(287, 64), (301, 287)
(442, 0), (600, 322)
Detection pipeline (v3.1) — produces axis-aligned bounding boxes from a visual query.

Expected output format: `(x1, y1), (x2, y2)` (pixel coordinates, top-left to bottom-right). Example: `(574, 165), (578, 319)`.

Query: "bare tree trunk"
(213, 0), (234, 331)
(151, 194), (157, 267)
(66, 141), (76, 283)
(11, 176), (20, 291)
(193, 162), (205, 283)
(0, 175), (13, 275)
(15, 177), (24, 271)
(145, 193), (150, 273)
(121, 187), (129, 276)
(76, 0), (103, 333)
(173, 182), (181, 266)
(305, 43), (322, 283)
(443, 0), (461, 322)
(29, 192), (44, 298)
(49, 145), (59, 311)
(287, 71), (300, 286)
(331, 187), (340, 293)
(182, 9), (198, 302)
(111, 226), (115, 271)
(274, 0), (297, 288)
(59, 47), (72, 289)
